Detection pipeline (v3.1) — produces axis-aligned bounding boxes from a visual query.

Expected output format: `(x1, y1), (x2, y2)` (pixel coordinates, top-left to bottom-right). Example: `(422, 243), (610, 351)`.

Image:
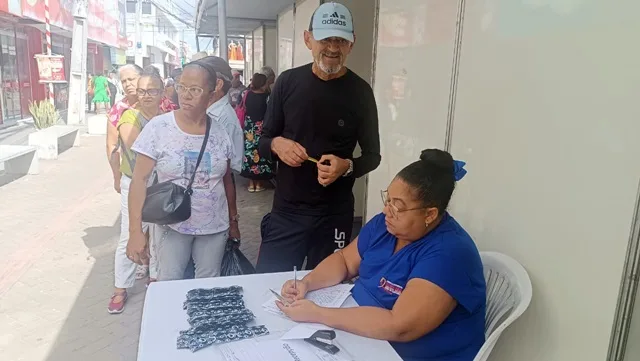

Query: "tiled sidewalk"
(0, 131), (273, 361)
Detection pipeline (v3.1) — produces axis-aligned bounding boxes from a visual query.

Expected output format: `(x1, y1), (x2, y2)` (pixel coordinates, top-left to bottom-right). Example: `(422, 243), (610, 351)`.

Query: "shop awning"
(195, 0), (292, 36)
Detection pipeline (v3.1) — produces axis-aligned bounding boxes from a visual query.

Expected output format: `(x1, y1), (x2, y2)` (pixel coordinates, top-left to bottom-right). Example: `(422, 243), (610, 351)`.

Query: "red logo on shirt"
(379, 278), (404, 296)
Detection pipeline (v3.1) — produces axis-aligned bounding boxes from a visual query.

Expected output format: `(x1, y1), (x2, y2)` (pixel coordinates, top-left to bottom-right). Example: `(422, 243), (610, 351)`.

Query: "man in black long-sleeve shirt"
(256, 2), (381, 273)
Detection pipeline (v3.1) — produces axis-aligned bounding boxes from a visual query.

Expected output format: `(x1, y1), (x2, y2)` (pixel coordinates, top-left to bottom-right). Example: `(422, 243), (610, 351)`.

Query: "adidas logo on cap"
(322, 11), (347, 26)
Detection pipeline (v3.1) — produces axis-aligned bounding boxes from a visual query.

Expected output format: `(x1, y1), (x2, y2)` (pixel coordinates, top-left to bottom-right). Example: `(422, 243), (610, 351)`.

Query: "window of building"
(126, 1), (135, 13)
(142, 2), (152, 14)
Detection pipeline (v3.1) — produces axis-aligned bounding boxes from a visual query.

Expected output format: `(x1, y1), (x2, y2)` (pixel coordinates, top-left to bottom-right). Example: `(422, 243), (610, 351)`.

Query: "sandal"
(254, 185), (265, 192)
(107, 291), (128, 314)
(248, 186), (255, 193)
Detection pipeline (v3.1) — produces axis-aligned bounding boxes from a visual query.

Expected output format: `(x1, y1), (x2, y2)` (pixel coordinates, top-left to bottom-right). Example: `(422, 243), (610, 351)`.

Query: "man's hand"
(317, 155), (350, 187)
(127, 230), (150, 265)
(271, 137), (308, 167)
(229, 222), (241, 240)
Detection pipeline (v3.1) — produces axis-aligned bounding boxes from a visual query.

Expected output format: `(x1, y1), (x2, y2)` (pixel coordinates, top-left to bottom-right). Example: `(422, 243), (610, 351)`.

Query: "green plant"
(28, 100), (60, 130)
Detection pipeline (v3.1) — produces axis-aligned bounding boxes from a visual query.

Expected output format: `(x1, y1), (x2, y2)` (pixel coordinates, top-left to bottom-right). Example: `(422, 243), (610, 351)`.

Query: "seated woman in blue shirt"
(277, 149), (486, 361)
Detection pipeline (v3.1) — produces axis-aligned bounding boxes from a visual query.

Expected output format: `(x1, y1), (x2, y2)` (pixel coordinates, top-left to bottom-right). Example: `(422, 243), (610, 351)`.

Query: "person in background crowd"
(108, 66), (165, 314)
(240, 73), (273, 192)
(277, 150), (486, 361)
(167, 68), (183, 107)
(126, 60), (240, 281)
(201, 56), (244, 174)
(106, 70), (118, 108)
(87, 73), (95, 113)
(109, 71), (124, 103)
(165, 78), (176, 104)
(191, 51), (208, 61)
(256, 2), (380, 273)
(92, 71), (111, 113)
(259, 66), (276, 92)
(228, 71), (246, 108)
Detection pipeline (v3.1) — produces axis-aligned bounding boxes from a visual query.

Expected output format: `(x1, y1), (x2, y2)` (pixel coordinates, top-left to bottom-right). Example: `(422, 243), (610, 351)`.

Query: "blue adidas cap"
(309, 2), (354, 42)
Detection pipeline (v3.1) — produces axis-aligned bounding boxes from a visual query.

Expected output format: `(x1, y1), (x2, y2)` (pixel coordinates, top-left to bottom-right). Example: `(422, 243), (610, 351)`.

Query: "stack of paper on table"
(262, 284), (355, 318)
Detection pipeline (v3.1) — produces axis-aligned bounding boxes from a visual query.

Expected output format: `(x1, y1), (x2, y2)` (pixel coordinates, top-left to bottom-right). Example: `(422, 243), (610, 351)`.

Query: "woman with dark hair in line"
(276, 149), (487, 361)
(106, 65), (177, 281)
(108, 66), (165, 314)
(125, 60), (240, 282)
(239, 73), (274, 192)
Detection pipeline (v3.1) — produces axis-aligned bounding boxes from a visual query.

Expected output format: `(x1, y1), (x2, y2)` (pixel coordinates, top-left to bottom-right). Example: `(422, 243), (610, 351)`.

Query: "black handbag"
(141, 117), (211, 225)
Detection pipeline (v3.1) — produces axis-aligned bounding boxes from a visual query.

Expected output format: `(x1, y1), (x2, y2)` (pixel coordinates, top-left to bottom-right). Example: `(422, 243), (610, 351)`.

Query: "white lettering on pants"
(334, 228), (346, 253)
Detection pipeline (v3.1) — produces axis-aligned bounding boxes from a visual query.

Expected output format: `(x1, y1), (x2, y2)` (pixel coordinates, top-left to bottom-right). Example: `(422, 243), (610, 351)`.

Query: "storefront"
(0, 20), (35, 124)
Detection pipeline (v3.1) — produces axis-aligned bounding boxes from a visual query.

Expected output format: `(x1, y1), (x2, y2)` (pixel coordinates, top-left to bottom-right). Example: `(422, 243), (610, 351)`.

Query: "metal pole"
(44, 0), (54, 105)
(218, 0), (227, 60)
(66, 0), (88, 125)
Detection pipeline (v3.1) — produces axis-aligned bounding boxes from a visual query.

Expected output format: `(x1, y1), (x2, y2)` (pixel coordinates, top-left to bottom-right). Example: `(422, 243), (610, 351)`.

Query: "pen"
(270, 288), (290, 305)
(294, 266), (297, 291)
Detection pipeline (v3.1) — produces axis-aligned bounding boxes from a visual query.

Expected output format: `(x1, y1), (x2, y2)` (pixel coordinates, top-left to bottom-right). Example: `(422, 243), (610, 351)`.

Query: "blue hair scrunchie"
(453, 160), (467, 181)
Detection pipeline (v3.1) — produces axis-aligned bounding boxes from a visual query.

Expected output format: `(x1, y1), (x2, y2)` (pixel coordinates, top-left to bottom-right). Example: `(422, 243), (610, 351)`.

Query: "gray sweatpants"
(154, 225), (228, 281)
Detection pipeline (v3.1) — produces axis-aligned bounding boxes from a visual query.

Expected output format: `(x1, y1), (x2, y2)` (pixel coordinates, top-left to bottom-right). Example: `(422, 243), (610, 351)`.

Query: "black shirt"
(258, 63), (381, 215)
(245, 91), (269, 121)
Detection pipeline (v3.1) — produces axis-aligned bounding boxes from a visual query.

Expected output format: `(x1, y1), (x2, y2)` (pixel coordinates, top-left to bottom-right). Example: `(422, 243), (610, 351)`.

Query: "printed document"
(262, 284), (354, 318)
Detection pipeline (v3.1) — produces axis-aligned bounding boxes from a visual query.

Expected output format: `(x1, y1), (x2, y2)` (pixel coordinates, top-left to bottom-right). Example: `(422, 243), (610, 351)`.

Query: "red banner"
(21, 0), (74, 30)
(21, 0), (120, 47)
(88, 0), (119, 48)
(34, 54), (66, 83)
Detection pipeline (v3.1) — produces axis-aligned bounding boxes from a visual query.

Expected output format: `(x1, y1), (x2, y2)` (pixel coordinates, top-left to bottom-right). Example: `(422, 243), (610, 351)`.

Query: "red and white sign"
(34, 54), (67, 83)
(21, 0), (120, 47)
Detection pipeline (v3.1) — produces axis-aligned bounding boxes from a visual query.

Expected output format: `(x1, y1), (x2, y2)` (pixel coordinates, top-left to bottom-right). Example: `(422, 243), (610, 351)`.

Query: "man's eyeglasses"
(175, 84), (205, 97)
(136, 88), (163, 97)
(381, 190), (427, 219)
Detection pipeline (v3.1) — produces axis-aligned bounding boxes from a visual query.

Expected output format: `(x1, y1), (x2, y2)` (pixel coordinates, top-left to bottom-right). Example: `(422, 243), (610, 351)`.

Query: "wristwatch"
(343, 159), (354, 177)
(230, 214), (240, 223)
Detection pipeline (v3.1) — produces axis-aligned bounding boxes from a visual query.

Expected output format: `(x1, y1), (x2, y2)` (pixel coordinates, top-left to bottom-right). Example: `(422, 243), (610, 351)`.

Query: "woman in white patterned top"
(125, 60), (240, 281)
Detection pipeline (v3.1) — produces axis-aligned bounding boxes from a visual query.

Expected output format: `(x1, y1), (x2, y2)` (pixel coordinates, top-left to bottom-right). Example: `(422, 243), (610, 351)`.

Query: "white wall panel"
(265, 27), (278, 71)
(367, 0), (459, 220)
(293, 0), (320, 67)
(244, 32), (253, 78)
(449, 1), (640, 360)
(277, 6), (294, 74)
(252, 26), (264, 75)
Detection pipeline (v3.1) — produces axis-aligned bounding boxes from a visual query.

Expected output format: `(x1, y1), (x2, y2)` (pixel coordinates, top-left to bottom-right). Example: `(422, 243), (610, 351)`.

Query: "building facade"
(0, 0), (126, 125)
(125, 0), (181, 77)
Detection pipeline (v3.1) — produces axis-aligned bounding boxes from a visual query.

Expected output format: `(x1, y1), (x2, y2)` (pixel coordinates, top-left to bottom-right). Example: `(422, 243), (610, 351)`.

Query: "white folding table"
(137, 271), (403, 361)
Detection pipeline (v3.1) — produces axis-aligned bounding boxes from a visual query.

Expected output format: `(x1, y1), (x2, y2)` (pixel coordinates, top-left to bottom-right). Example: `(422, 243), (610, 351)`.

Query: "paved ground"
(0, 130), (273, 361)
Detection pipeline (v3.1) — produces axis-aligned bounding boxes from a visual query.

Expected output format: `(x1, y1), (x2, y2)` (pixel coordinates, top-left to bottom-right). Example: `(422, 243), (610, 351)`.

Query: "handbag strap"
(186, 116), (212, 193)
(118, 134), (136, 172)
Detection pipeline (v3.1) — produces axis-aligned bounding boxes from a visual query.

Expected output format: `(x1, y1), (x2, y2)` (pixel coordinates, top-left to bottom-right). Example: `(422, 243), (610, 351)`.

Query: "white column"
(134, 0), (144, 66)
(66, 0), (88, 125)
(218, 0), (227, 61)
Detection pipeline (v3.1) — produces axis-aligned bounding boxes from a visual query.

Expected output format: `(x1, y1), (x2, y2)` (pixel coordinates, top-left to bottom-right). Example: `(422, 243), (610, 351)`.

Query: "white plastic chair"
(473, 252), (533, 361)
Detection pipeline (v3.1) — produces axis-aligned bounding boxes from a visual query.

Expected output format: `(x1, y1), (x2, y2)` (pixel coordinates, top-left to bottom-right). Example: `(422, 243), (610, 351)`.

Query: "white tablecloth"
(137, 271), (403, 361)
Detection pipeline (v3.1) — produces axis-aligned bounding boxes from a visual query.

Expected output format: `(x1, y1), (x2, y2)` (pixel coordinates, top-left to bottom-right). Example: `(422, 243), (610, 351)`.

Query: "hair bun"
(419, 149), (454, 170)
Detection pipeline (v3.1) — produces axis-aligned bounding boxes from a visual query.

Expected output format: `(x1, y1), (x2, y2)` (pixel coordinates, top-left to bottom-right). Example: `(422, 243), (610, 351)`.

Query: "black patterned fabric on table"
(178, 285), (269, 352)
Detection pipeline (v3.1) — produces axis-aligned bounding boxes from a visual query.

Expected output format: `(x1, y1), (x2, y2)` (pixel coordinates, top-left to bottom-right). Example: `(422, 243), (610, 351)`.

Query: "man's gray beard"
(316, 59), (343, 75)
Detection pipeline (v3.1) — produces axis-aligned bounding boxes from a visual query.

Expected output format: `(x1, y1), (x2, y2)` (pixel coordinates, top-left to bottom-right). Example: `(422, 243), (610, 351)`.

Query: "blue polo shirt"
(352, 213), (486, 361)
